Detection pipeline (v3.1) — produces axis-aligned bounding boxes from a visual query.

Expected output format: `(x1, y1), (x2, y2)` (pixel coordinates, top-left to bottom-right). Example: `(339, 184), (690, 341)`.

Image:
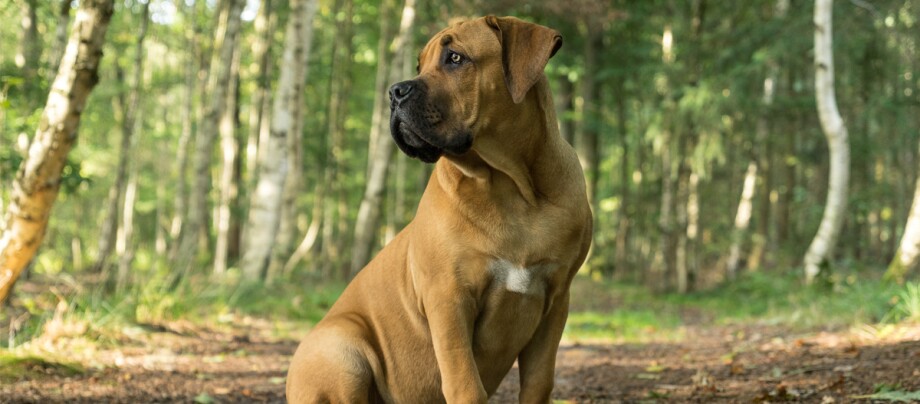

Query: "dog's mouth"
(390, 115), (444, 163)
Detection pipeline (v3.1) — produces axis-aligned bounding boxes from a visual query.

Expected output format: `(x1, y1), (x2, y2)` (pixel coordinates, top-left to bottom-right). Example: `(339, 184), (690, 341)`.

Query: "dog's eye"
(447, 51), (463, 65)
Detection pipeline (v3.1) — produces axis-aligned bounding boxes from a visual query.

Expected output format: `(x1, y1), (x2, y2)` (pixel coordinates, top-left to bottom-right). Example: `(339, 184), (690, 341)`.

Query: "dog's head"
(389, 16), (562, 163)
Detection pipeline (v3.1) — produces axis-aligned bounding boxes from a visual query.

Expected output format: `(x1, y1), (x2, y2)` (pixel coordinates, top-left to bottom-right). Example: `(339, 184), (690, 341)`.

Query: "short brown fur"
(287, 16), (592, 404)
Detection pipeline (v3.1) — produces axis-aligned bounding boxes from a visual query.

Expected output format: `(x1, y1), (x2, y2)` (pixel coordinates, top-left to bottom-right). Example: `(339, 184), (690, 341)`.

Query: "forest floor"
(2, 277), (920, 403)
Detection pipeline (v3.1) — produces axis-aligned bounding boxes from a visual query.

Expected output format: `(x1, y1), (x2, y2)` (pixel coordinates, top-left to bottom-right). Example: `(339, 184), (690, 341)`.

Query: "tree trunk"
(614, 78), (630, 273)
(320, 0), (356, 278)
(245, 0), (274, 183)
(726, 162), (758, 277)
(49, 0), (72, 74)
(115, 163), (138, 292)
(350, 0), (417, 276)
(804, 0), (850, 283)
(654, 24), (676, 292)
(886, 140), (920, 283)
(0, 0), (115, 304)
(92, 2), (149, 275)
(365, 0), (397, 179)
(240, 0), (318, 281)
(169, 1), (198, 256)
(214, 44), (243, 276)
(181, 0), (245, 267)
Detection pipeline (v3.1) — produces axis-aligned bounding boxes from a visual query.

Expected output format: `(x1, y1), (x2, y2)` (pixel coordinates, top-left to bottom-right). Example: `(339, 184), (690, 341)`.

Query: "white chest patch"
(489, 259), (554, 296)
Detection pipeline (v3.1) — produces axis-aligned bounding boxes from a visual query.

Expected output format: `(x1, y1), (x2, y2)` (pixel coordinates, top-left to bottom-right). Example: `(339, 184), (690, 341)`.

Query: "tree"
(93, 1), (150, 276)
(240, 0), (319, 281)
(886, 143), (920, 283)
(15, 0), (40, 85)
(0, 0), (115, 304)
(350, 0), (417, 276)
(179, 0), (245, 270)
(318, 0), (357, 278)
(804, 0), (850, 283)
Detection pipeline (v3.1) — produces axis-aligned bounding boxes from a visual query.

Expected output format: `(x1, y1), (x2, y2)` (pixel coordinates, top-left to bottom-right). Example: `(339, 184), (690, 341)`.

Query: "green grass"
(0, 353), (83, 381)
(563, 269), (906, 342)
(3, 271), (345, 349)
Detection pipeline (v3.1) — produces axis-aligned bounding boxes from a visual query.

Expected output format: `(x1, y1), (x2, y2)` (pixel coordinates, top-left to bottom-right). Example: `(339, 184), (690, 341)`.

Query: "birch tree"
(93, 2), (150, 274)
(0, 0), (115, 304)
(179, 0), (244, 268)
(214, 45), (243, 275)
(245, 0), (274, 181)
(886, 151), (920, 283)
(169, 1), (199, 254)
(350, 0), (417, 276)
(240, 0), (318, 281)
(804, 0), (850, 283)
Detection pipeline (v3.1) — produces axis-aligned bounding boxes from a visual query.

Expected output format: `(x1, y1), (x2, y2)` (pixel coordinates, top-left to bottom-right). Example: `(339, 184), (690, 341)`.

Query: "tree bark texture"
(245, 0), (274, 183)
(0, 0), (115, 304)
(241, 0), (318, 281)
(181, 0), (244, 267)
(214, 44), (243, 275)
(804, 0), (850, 283)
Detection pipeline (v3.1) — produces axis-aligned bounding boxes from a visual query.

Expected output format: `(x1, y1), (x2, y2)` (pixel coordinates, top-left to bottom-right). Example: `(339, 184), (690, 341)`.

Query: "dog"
(287, 16), (592, 403)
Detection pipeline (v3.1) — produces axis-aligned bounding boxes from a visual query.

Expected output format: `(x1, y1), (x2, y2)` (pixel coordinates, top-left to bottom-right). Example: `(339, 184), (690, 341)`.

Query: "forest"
(1, 0), (919, 402)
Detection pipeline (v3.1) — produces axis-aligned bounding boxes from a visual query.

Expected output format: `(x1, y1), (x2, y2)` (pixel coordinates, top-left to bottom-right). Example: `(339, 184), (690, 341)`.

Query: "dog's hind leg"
(286, 323), (382, 404)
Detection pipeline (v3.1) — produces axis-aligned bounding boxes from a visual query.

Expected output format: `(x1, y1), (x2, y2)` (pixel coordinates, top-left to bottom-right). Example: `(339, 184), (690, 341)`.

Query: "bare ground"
(2, 320), (918, 403)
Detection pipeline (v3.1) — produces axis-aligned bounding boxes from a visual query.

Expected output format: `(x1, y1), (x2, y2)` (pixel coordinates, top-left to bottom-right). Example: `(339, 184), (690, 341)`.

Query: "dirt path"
(2, 323), (918, 403)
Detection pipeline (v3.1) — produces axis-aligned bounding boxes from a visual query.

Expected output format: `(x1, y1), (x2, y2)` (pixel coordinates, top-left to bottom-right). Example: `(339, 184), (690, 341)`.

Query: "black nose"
(389, 81), (415, 106)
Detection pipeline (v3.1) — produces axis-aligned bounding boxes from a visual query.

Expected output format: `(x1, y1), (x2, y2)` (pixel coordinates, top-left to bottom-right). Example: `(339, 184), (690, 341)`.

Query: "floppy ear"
(485, 16), (563, 104)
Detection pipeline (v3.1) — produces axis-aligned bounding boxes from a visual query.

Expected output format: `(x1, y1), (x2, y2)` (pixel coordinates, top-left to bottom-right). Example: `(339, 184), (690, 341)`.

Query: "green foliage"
(885, 282), (920, 323)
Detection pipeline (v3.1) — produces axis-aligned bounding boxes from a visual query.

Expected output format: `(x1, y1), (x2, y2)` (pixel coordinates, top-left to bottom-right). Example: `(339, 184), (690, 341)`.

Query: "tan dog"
(287, 16), (592, 403)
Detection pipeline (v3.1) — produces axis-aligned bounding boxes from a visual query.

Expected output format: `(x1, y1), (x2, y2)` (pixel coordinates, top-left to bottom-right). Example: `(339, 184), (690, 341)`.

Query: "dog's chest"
(487, 259), (555, 297)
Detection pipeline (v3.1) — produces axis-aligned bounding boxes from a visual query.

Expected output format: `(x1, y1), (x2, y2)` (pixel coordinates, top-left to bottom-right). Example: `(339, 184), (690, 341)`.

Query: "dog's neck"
(439, 77), (566, 207)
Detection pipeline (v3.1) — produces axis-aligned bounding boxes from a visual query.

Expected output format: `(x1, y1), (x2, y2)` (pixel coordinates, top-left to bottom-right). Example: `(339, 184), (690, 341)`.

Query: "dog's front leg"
(425, 291), (488, 404)
(516, 293), (570, 404)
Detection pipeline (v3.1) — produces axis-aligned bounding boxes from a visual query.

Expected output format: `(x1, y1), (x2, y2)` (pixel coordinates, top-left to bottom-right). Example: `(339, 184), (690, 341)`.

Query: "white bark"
(214, 45), (242, 275)
(887, 148), (920, 282)
(350, 0), (417, 276)
(804, 0), (850, 283)
(240, 0), (318, 281)
(182, 0), (244, 262)
(726, 162), (758, 277)
(245, 0), (273, 181)
(0, 0), (115, 303)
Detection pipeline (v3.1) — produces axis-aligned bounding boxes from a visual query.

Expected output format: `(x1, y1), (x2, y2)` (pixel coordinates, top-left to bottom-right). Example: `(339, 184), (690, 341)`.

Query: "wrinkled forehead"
(417, 18), (498, 70)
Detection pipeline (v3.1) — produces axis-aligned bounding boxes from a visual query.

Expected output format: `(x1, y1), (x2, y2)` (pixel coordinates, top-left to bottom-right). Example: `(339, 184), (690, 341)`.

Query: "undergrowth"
(563, 269), (911, 342)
